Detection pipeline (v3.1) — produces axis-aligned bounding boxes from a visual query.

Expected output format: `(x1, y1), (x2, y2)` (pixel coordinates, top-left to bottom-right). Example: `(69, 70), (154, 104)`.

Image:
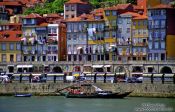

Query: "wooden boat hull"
(15, 94), (32, 97)
(65, 91), (132, 98)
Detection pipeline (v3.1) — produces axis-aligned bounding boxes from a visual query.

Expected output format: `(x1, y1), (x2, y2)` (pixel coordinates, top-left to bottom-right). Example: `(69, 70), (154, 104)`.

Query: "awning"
(92, 65), (103, 68)
(73, 74), (80, 77)
(83, 64), (92, 66)
(153, 74), (163, 77)
(143, 74), (152, 77)
(77, 47), (82, 50)
(104, 65), (111, 68)
(17, 65), (33, 68)
(7, 65), (14, 67)
(115, 72), (125, 75)
(164, 74), (174, 77)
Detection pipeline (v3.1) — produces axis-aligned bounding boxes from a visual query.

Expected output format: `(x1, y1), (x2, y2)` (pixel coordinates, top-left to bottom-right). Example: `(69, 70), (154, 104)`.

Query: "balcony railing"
(133, 43), (148, 46)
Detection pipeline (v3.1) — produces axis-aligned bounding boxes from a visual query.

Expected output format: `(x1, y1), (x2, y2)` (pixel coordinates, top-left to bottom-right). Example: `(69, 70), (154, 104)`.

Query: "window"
(1, 43), (6, 51)
(112, 11), (117, 16)
(52, 28), (57, 34)
(118, 19), (122, 24)
(143, 20), (147, 26)
(161, 20), (165, 28)
(105, 10), (110, 16)
(154, 42), (159, 49)
(10, 43), (14, 50)
(26, 19), (32, 24)
(48, 28), (52, 33)
(105, 32), (110, 38)
(161, 42), (165, 49)
(127, 28), (130, 33)
(127, 19), (131, 24)
(161, 9), (166, 15)
(133, 22), (136, 26)
(118, 28), (122, 33)
(148, 42), (152, 49)
(65, 5), (69, 11)
(71, 15), (74, 18)
(112, 31), (116, 37)
(1, 54), (6, 62)
(16, 54), (21, 62)
(71, 5), (75, 11)
(16, 43), (21, 50)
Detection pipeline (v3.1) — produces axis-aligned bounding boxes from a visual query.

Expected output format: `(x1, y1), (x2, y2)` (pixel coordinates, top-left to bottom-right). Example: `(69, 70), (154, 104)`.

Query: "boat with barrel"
(57, 84), (132, 98)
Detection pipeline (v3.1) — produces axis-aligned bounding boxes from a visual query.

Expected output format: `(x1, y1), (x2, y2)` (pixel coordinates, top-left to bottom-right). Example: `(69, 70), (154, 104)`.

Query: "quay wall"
(0, 83), (175, 98)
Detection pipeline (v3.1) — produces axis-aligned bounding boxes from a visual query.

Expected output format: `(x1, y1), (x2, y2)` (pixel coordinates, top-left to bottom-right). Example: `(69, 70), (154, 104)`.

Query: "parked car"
(126, 77), (143, 83)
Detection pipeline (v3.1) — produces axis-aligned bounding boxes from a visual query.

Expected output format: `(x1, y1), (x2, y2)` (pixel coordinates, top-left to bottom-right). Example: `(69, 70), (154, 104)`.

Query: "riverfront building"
(147, 4), (175, 61)
(0, 23), (22, 64)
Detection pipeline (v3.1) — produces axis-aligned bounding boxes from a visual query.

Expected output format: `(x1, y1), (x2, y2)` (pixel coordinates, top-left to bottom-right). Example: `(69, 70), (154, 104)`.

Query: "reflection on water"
(0, 96), (174, 112)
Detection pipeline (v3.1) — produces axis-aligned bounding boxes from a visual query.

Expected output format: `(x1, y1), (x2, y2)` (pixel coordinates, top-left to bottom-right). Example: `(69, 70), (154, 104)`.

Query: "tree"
(126, 0), (137, 4)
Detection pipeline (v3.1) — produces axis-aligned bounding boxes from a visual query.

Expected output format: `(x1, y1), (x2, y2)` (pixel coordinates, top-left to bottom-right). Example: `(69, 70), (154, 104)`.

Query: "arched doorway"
(8, 66), (14, 73)
(160, 66), (172, 73)
(52, 66), (63, 73)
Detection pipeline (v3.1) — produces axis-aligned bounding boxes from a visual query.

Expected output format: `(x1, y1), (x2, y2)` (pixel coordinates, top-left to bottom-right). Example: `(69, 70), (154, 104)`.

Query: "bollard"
(151, 73), (153, 84)
(113, 74), (117, 83)
(54, 75), (56, 83)
(94, 73), (97, 83)
(104, 73), (106, 83)
(29, 74), (32, 83)
(19, 74), (22, 83)
(64, 73), (67, 83)
(162, 74), (164, 84)
(173, 74), (175, 84)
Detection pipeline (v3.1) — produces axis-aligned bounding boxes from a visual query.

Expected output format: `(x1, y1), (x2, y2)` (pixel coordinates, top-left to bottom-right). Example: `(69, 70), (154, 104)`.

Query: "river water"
(0, 96), (174, 112)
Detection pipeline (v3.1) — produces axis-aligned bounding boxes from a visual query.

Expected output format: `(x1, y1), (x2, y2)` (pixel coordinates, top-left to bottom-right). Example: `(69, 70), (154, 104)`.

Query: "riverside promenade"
(0, 83), (175, 98)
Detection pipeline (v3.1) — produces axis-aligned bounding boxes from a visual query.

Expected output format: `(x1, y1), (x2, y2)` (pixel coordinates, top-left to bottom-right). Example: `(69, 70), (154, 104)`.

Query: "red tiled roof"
(133, 15), (148, 20)
(0, 1), (22, 6)
(23, 13), (42, 18)
(66, 13), (103, 22)
(0, 31), (22, 42)
(120, 12), (141, 17)
(65, 0), (88, 4)
(149, 4), (173, 9)
(0, 23), (22, 26)
(105, 3), (132, 11)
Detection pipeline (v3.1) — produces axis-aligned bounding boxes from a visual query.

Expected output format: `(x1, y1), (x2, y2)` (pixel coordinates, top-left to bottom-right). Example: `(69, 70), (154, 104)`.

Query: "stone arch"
(132, 66), (143, 72)
(52, 66), (63, 73)
(160, 66), (172, 73)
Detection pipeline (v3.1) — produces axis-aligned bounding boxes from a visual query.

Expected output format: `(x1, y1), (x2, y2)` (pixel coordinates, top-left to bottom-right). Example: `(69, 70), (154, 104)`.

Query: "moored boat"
(14, 93), (32, 97)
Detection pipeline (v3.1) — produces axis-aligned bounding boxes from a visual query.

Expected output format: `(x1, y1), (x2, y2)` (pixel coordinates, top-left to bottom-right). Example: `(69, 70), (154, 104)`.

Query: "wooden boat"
(14, 93), (32, 97)
(59, 84), (132, 98)
(65, 91), (132, 98)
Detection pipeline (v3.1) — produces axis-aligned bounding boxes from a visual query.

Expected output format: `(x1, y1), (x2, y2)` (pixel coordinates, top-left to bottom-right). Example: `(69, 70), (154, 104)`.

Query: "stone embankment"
(0, 83), (175, 98)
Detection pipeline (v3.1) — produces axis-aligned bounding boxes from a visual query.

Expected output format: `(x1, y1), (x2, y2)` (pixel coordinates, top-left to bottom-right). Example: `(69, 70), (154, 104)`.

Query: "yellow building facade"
(166, 35), (175, 60)
(132, 15), (148, 61)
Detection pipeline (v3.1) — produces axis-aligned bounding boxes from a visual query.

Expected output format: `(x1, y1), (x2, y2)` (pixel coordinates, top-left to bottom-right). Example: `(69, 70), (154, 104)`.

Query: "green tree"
(126, 0), (137, 4)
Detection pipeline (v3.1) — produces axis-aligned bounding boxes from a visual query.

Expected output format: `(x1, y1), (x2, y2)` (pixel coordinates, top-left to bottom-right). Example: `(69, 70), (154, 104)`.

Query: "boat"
(65, 91), (132, 98)
(59, 84), (132, 98)
(14, 93), (32, 97)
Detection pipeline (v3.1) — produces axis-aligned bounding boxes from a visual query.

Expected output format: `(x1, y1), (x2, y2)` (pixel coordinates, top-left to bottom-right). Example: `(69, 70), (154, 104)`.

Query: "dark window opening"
(53, 66), (63, 73)
(105, 54), (109, 60)
(148, 67), (153, 73)
(68, 55), (71, 61)
(88, 55), (91, 61)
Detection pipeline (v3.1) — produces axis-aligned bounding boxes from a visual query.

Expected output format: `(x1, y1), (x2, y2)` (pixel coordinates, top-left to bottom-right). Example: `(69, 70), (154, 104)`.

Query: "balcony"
(133, 42), (147, 46)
